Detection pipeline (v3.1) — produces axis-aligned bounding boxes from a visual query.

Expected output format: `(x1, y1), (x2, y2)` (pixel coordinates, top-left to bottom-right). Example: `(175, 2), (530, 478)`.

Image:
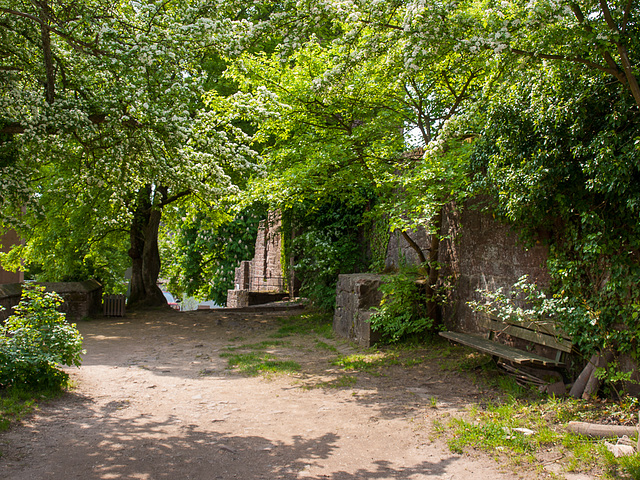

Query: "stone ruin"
(0, 280), (103, 324)
(226, 211), (288, 308)
(333, 199), (549, 346)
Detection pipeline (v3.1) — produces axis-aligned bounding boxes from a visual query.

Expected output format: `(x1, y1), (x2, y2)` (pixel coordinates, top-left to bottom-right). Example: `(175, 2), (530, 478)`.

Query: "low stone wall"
(333, 274), (383, 347)
(0, 280), (103, 323)
(227, 290), (289, 308)
(0, 283), (22, 323)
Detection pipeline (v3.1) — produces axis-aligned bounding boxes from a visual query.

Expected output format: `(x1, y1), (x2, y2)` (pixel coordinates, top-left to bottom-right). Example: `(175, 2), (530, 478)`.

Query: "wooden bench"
(439, 315), (572, 368)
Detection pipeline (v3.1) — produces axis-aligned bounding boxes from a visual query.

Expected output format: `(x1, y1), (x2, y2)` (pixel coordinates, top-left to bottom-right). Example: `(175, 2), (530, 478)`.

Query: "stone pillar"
(333, 274), (384, 347)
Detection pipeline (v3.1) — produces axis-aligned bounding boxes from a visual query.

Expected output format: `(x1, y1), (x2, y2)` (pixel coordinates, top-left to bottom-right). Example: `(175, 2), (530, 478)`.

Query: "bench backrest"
(478, 314), (573, 353)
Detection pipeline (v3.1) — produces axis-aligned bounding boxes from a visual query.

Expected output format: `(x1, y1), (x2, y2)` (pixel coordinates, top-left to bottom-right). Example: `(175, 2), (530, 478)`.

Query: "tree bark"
(127, 185), (168, 309)
(569, 354), (598, 398)
(39, 1), (56, 104)
(425, 208), (443, 326)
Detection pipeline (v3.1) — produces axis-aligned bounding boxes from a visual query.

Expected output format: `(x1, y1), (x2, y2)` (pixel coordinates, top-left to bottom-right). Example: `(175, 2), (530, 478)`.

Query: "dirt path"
(0, 307), (522, 480)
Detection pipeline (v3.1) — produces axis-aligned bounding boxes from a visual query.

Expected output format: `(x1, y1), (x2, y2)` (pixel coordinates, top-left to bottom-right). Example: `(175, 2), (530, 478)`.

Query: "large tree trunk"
(128, 185), (168, 308)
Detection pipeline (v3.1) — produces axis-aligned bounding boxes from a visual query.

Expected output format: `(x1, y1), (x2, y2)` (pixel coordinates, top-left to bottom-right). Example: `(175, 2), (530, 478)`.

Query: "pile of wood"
(569, 352), (614, 399)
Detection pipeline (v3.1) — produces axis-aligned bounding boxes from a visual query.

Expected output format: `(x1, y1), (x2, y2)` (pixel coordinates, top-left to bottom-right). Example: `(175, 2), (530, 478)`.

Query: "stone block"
(334, 274), (384, 347)
(227, 289), (249, 308)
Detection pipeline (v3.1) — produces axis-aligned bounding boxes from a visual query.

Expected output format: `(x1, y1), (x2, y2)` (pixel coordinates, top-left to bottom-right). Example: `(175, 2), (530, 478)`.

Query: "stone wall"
(0, 230), (23, 284)
(332, 198), (549, 344)
(227, 212), (286, 308)
(0, 280), (103, 323)
(438, 200), (549, 333)
(0, 283), (22, 323)
(250, 211), (285, 292)
(333, 274), (383, 347)
(384, 226), (429, 271)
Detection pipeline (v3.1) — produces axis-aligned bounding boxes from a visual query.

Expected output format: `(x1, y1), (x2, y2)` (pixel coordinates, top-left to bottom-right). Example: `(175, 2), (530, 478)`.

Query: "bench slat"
(439, 331), (564, 367)
(486, 314), (571, 340)
(478, 317), (573, 353)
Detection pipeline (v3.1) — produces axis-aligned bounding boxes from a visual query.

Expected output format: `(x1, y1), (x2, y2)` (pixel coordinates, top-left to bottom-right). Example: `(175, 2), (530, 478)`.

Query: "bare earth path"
(0, 307), (521, 480)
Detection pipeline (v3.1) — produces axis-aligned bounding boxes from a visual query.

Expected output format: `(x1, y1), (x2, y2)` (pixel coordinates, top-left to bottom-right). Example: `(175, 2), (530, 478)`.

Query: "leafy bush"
(369, 264), (435, 343)
(284, 197), (371, 312)
(0, 285), (84, 390)
(467, 275), (574, 325)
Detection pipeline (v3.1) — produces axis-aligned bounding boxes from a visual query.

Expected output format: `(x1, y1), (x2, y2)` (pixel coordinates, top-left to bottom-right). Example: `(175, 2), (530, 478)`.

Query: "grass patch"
(332, 351), (401, 374)
(406, 337), (640, 477)
(224, 340), (289, 352)
(302, 375), (358, 390)
(0, 387), (62, 432)
(442, 394), (640, 478)
(220, 352), (301, 376)
(315, 340), (338, 352)
(270, 312), (333, 339)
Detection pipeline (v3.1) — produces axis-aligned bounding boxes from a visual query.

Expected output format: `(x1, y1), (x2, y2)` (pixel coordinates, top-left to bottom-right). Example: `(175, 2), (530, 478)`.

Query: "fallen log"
(567, 421), (638, 438)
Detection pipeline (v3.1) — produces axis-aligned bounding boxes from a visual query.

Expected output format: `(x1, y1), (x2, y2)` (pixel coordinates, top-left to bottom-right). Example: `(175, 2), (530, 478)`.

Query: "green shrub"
(0, 284), (84, 390)
(369, 265), (435, 343)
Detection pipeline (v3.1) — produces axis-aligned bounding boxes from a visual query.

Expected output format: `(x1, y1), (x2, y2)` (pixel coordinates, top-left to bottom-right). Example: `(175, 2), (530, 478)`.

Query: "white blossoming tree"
(0, 0), (258, 307)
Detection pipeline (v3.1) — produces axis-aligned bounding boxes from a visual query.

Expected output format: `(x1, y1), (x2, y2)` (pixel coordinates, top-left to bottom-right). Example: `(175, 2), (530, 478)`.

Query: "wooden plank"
(103, 294), (126, 317)
(478, 317), (573, 353)
(486, 314), (571, 340)
(439, 331), (563, 367)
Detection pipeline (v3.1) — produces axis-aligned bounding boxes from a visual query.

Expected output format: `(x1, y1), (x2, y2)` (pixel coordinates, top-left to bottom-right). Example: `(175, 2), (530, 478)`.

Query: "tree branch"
(401, 230), (427, 264)
(509, 47), (627, 85)
(598, 0), (640, 107)
(0, 7), (104, 54)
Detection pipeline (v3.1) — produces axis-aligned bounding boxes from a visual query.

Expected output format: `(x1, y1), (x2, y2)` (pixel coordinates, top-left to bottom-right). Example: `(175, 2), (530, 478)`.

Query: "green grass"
(302, 375), (357, 390)
(331, 351), (401, 376)
(0, 387), (62, 432)
(224, 340), (289, 351)
(270, 312), (333, 339)
(315, 340), (338, 352)
(393, 337), (640, 478)
(443, 394), (640, 478)
(220, 352), (301, 376)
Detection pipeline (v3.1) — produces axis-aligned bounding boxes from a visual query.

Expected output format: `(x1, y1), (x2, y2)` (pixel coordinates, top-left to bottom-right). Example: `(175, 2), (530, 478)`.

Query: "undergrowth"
(430, 341), (640, 479)
(0, 387), (62, 433)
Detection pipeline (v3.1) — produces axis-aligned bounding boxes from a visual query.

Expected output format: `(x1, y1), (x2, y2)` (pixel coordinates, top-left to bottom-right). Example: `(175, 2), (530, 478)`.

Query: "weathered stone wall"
(333, 198), (549, 343)
(384, 226), (429, 271)
(234, 261), (251, 290)
(250, 211), (285, 292)
(0, 283), (22, 323)
(333, 274), (383, 347)
(0, 280), (103, 323)
(438, 200), (549, 333)
(227, 211), (286, 308)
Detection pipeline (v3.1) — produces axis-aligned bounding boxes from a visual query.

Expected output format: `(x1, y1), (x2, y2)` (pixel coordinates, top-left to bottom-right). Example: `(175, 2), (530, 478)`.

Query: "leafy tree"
(471, 59), (640, 357)
(0, 0), (258, 306)
(220, 1), (489, 319)
(475, 0), (640, 108)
